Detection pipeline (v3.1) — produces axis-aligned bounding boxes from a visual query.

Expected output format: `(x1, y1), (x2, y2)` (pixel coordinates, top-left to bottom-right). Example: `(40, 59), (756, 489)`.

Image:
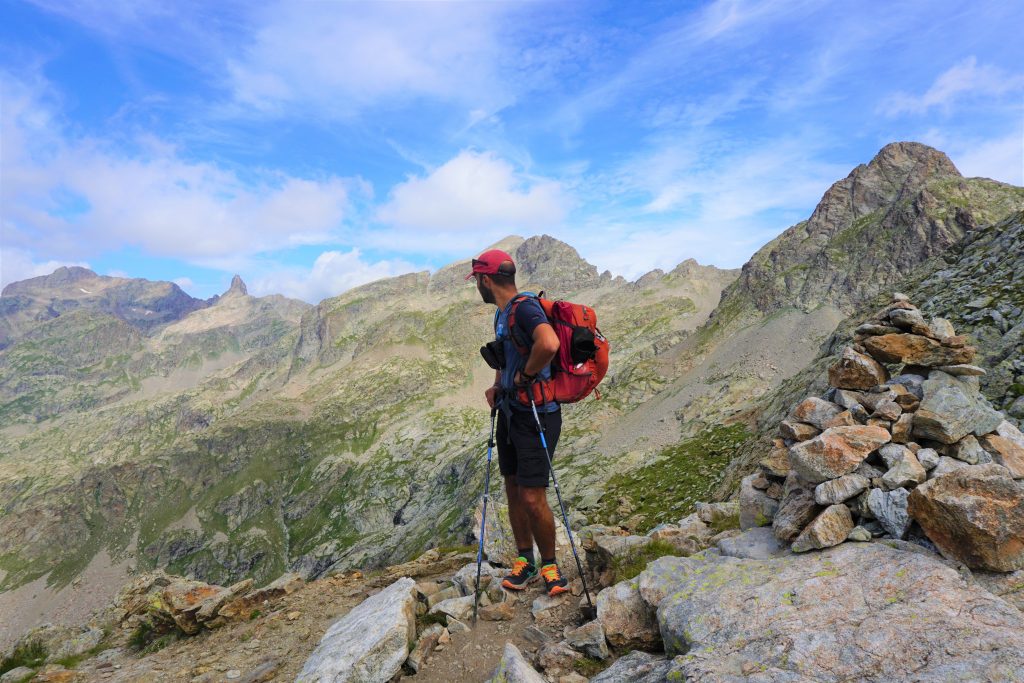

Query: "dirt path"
(413, 578), (592, 683)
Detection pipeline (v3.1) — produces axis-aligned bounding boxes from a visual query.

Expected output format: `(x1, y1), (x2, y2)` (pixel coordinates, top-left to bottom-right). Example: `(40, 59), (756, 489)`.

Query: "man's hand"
(513, 370), (536, 388)
(485, 384), (499, 408)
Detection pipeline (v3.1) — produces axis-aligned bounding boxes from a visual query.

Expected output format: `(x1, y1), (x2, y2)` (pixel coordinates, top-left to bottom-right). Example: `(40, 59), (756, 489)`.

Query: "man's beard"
(477, 279), (496, 305)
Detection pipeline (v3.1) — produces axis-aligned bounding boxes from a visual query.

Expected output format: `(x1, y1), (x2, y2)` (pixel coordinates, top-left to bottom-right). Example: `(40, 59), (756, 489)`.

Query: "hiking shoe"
(501, 557), (538, 591)
(540, 563), (569, 596)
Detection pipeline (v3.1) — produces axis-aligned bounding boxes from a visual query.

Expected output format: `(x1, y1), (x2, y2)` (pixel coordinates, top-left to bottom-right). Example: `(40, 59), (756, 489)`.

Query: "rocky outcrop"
(714, 142), (1023, 320)
(908, 464), (1024, 571)
(486, 643), (546, 683)
(296, 577), (417, 683)
(627, 542), (1024, 681)
(748, 295), (1024, 572)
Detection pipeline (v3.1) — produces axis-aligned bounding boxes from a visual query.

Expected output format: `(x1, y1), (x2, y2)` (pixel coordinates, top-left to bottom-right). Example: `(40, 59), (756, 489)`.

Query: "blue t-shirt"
(495, 294), (559, 413)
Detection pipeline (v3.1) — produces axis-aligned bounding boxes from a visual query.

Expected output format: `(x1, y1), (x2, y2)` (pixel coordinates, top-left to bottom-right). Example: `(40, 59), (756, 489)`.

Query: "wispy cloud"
(249, 249), (416, 304)
(882, 57), (1024, 116)
(2, 72), (355, 263)
(374, 150), (568, 247)
(225, 2), (521, 119)
(0, 247), (89, 290)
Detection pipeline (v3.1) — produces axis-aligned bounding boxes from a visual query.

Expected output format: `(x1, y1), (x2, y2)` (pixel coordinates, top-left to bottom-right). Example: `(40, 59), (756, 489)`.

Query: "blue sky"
(2, 0), (1022, 303)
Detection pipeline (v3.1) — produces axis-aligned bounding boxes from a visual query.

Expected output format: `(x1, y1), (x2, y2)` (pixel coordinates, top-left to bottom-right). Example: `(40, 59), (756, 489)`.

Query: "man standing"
(467, 249), (570, 597)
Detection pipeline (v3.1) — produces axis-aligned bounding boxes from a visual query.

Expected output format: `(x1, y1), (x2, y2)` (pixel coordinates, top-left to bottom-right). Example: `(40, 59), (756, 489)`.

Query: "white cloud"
(923, 128), (1024, 185)
(172, 276), (195, 291)
(0, 247), (89, 290)
(376, 150), (568, 236)
(2, 72), (353, 262)
(954, 132), (1024, 185)
(226, 2), (518, 117)
(249, 250), (416, 304)
(623, 135), (845, 224)
(883, 57), (1024, 116)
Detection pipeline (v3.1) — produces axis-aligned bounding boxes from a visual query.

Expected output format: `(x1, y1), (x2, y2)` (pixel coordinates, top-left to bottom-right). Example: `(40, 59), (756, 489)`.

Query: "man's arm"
(485, 369), (501, 408)
(522, 322), (559, 378)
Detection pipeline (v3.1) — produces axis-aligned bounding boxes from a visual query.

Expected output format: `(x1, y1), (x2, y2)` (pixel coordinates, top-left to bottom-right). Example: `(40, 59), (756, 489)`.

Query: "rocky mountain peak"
(712, 141), (1022, 322)
(225, 274), (248, 298)
(1, 265), (99, 296)
(513, 234), (601, 293)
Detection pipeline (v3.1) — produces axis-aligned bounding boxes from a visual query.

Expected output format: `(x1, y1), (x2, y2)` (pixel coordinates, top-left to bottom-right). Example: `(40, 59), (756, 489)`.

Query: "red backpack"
(507, 292), (610, 406)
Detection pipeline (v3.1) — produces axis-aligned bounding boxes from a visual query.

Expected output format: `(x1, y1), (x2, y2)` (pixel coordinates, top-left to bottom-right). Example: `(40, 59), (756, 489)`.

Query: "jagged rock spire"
(226, 274), (248, 297)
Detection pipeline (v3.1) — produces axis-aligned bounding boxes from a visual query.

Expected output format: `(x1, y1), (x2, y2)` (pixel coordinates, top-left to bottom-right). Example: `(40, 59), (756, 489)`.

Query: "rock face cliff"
(717, 142), (1022, 320)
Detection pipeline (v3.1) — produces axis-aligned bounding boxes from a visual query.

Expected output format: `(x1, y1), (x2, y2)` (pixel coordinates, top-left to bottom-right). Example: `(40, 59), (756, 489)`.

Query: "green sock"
(518, 549), (534, 566)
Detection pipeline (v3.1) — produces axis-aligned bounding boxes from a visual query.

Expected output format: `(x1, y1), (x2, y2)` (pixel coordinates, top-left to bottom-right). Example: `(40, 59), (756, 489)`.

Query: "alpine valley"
(2, 142), (1024, 681)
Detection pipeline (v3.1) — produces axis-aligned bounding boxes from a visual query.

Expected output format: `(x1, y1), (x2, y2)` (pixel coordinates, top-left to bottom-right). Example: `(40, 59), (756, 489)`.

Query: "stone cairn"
(742, 294), (1024, 572)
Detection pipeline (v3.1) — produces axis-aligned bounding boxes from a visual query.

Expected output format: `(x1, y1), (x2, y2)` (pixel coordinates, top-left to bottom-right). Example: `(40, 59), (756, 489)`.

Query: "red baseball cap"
(465, 249), (515, 280)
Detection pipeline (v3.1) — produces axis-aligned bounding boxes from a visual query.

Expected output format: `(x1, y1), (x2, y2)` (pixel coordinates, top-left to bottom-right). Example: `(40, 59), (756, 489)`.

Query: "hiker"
(467, 248), (570, 597)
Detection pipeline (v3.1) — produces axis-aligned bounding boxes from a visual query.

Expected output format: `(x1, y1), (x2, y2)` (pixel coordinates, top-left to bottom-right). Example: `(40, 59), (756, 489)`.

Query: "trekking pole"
(527, 391), (598, 621)
(473, 407), (498, 624)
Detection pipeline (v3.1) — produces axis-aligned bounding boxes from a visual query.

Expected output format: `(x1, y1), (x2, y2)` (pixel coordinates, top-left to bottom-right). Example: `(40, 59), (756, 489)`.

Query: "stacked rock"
(741, 294), (1024, 572)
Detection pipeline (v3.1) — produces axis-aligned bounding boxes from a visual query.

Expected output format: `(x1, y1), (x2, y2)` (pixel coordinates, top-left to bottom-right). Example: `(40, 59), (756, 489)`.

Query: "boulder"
(823, 409), (858, 428)
(947, 434), (991, 465)
(873, 399), (902, 421)
(218, 573), (304, 620)
(913, 375), (1003, 444)
(929, 317), (955, 339)
(931, 455), (968, 478)
(429, 595), (477, 622)
(717, 527), (788, 559)
(296, 577), (416, 683)
(50, 627), (104, 661)
(772, 480), (821, 542)
(890, 373), (925, 399)
(590, 651), (672, 683)
(788, 425), (891, 483)
(652, 543), (1024, 681)
(486, 643), (546, 683)
(760, 447), (791, 479)
(979, 433), (1024, 479)
(1, 668), (35, 683)
(935, 364), (986, 376)
(791, 504), (854, 552)
(791, 397), (845, 430)
(779, 420), (820, 441)
(995, 420), (1024, 448)
(908, 464), (1024, 572)
(695, 500), (740, 527)
(587, 534), (652, 586)
(828, 347), (889, 390)
(917, 447), (940, 471)
(862, 333), (975, 367)
(868, 487), (911, 539)
(814, 473), (869, 505)
(452, 561), (503, 597)
(887, 307), (932, 335)
(535, 641), (581, 677)
(405, 624), (443, 674)
(479, 599), (515, 621)
(648, 522), (711, 556)
(881, 450), (927, 490)
(563, 620), (609, 660)
(973, 569), (1024, 613)
(159, 578), (226, 634)
(878, 443), (908, 468)
(595, 578), (660, 650)
(739, 474), (779, 529)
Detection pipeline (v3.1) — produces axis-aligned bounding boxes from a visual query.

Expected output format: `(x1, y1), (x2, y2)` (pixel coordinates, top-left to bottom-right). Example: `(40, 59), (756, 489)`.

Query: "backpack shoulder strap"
(507, 293), (538, 355)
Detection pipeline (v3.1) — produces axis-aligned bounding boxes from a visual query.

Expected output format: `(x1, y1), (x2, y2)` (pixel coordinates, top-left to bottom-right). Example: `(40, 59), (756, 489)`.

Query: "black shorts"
(497, 408), (562, 488)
